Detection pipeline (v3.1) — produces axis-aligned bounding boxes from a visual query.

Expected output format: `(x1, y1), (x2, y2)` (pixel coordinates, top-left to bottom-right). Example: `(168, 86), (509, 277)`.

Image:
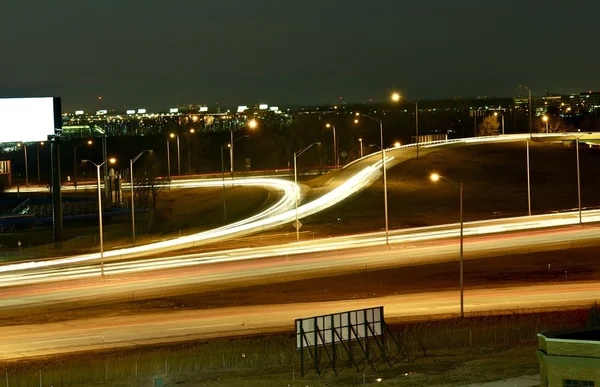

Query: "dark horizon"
(2, 0), (599, 111)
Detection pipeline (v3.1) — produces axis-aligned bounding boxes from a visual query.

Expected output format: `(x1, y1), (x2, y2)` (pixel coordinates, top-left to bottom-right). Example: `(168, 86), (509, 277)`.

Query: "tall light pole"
(167, 135), (173, 180)
(391, 92), (419, 158)
(82, 157), (116, 276)
(130, 150), (153, 246)
(526, 141), (532, 216)
(17, 143), (28, 186)
(187, 128), (195, 174)
(325, 123), (338, 168)
(294, 142), (320, 242)
(73, 140), (93, 190)
(358, 138), (363, 158)
(37, 141), (44, 183)
(519, 84), (532, 138)
(220, 144), (229, 223)
(563, 133), (589, 224)
(230, 118), (258, 179)
(170, 131), (194, 176)
(356, 112), (390, 245)
(430, 173), (464, 319)
(542, 115), (549, 133)
(494, 112), (505, 135)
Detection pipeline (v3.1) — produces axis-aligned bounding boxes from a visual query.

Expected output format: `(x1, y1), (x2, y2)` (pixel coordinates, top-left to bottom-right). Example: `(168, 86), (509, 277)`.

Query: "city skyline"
(2, 0), (600, 110)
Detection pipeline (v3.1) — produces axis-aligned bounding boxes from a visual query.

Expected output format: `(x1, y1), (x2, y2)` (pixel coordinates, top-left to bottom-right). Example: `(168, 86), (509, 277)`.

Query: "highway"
(1, 281), (599, 360)
(2, 221), (598, 316)
(3, 132), (600, 274)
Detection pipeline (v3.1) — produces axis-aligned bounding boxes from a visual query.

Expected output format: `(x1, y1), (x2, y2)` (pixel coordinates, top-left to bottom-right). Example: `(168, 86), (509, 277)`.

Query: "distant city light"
(237, 106), (248, 113)
(96, 110), (107, 115)
(199, 106), (208, 112)
(126, 110), (136, 115)
(75, 110), (84, 115)
(269, 106), (279, 112)
(169, 108), (178, 113)
(259, 104), (268, 110)
(137, 109), (147, 114)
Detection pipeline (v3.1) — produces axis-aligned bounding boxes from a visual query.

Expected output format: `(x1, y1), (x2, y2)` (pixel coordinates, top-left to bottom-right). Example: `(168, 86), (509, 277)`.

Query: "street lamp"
(562, 133), (590, 224)
(430, 172), (464, 319)
(167, 133), (175, 180)
(220, 144), (230, 223)
(493, 112), (505, 135)
(518, 84), (532, 138)
(37, 141), (44, 183)
(355, 112), (390, 245)
(391, 92), (419, 158)
(293, 142), (320, 242)
(542, 115), (549, 133)
(230, 118), (258, 179)
(358, 138), (363, 158)
(82, 157), (117, 276)
(325, 123), (338, 168)
(130, 150), (153, 246)
(73, 140), (93, 190)
(170, 130), (196, 176)
(16, 143), (28, 186)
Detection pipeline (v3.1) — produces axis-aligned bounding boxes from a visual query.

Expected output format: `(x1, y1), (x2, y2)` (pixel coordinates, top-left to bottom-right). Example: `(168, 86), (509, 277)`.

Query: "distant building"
(537, 327), (600, 386)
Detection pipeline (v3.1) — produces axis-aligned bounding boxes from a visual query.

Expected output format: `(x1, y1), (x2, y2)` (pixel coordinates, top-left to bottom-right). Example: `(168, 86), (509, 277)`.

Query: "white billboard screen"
(199, 106), (208, 112)
(237, 106), (248, 113)
(137, 108), (147, 114)
(169, 108), (178, 113)
(127, 110), (136, 115)
(295, 306), (383, 349)
(75, 110), (84, 115)
(259, 104), (268, 110)
(0, 97), (61, 143)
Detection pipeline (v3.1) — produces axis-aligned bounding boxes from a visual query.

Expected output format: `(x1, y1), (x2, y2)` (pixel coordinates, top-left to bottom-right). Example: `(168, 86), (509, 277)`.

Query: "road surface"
(1, 281), (599, 360)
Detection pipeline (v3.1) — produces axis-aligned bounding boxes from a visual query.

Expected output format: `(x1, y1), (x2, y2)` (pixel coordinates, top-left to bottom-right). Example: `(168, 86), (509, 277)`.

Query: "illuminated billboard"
(237, 106), (248, 113)
(269, 106), (279, 112)
(259, 104), (268, 110)
(137, 108), (147, 114)
(0, 97), (62, 143)
(75, 110), (84, 115)
(169, 108), (178, 113)
(96, 110), (107, 115)
(127, 110), (136, 115)
(199, 106), (208, 112)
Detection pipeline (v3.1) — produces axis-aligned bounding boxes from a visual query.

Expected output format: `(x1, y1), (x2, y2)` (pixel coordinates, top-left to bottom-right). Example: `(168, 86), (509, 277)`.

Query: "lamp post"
(542, 115), (549, 133)
(17, 143), (28, 186)
(220, 144), (229, 223)
(169, 131), (195, 176)
(294, 142), (320, 242)
(358, 138), (363, 158)
(325, 123), (338, 168)
(391, 92), (419, 158)
(527, 141), (532, 216)
(130, 150), (153, 246)
(188, 128), (195, 174)
(430, 173), (464, 318)
(356, 112), (390, 245)
(518, 84), (532, 138)
(82, 157), (116, 276)
(563, 133), (589, 224)
(230, 118), (258, 179)
(167, 135), (173, 180)
(494, 112), (505, 135)
(73, 140), (93, 190)
(37, 141), (44, 183)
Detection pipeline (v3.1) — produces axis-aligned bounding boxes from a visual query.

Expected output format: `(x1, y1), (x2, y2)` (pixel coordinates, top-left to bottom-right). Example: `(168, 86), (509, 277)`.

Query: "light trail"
(2, 132), (600, 280)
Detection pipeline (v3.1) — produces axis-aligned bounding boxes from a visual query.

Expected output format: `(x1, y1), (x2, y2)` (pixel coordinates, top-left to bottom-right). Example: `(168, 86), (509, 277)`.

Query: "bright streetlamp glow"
(169, 133), (175, 138)
(542, 115), (549, 122)
(394, 142), (401, 148)
(391, 92), (401, 102)
(430, 173), (464, 318)
(248, 119), (258, 129)
(325, 123), (338, 168)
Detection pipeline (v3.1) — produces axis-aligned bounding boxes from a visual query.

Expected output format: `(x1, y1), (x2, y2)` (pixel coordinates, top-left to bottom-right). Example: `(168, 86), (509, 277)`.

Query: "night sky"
(1, 0), (599, 110)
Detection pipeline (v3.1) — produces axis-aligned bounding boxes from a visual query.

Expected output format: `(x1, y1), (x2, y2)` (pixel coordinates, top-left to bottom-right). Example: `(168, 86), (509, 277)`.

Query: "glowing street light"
(73, 139), (93, 190)
(230, 119), (258, 179)
(493, 112), (505, 135)
(542, 115), (549, 133)
(358, 138), (363, 158)
(356, 112), (389, 245)
(430, 172), (464, 318)
(82, 157), (117, 276)
(294, 142), (320, 242)
(16, 143), (28, 186)
(391, 92), (419, 158)
(130, 150), (153, 246)
(325, 123), (338, 168)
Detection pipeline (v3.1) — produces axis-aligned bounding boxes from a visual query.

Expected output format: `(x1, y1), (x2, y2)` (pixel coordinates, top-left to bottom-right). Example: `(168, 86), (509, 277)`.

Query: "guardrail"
(11, 199), (30, 215)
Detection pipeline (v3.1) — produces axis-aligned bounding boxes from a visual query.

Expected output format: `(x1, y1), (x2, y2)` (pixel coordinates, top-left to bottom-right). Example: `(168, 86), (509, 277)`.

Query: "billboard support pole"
(300, 322), (304, 377)
(315, 326), (335, 375)
(50, 137), (63, 242)
(313, 320), (319, 376)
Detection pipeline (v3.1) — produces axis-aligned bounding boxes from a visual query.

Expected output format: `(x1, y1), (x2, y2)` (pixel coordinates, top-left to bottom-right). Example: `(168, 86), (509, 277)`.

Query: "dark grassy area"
(2, 309), (592, 386)
(304, 141), (600, 235)
(0, 186), (275, 256)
